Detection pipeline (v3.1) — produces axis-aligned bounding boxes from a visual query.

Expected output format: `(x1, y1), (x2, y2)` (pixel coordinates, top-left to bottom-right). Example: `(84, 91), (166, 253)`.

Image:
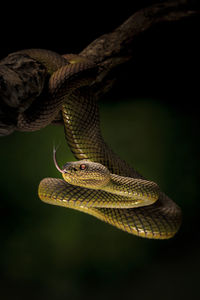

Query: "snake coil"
(16, 49), (181, 239)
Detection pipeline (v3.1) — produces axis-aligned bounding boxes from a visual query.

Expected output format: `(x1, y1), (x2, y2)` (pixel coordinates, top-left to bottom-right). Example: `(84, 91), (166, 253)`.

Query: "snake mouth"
(62, 170), (71, 175)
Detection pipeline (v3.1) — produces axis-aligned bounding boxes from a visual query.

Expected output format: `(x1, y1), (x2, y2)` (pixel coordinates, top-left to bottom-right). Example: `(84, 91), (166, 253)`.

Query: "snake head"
(62, 160), (111, 189)
(53, 147), (110, 189)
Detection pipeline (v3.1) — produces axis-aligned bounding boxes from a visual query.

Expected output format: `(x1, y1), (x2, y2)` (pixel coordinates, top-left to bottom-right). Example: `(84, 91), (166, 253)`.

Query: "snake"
(16, 49), (182, 239)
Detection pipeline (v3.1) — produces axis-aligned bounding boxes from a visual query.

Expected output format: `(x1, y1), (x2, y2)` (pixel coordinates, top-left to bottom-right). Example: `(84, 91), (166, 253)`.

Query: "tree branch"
(81, 0), (199, 71)
(0, 0), (199, 136)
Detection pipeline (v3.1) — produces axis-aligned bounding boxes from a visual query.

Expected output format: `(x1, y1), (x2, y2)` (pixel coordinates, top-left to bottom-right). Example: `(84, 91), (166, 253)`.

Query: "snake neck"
(102, 174), (159, 204)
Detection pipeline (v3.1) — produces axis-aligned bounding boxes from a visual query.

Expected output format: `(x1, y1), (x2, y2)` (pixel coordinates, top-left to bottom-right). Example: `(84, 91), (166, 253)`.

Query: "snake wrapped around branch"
(16, 49), (182, 239)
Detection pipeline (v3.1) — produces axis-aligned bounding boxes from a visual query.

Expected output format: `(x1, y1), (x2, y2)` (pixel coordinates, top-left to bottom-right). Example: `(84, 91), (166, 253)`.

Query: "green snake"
(16, 49), (182, 239)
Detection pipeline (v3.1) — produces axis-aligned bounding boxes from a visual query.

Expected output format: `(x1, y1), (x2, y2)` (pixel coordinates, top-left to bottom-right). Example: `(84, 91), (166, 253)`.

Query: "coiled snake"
(17, 49), (182, 239)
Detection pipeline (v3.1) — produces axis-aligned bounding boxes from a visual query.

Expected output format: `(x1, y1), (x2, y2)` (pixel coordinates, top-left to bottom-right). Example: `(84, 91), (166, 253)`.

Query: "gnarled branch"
(0, 0), (199, 136)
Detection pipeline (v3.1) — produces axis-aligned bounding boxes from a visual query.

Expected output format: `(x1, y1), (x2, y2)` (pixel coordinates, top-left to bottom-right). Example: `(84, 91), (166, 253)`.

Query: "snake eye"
(80, 164), (86, 170)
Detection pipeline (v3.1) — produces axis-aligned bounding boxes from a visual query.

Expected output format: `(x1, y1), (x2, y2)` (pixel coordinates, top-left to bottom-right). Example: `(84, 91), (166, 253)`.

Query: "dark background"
(0, 1), (199, 299)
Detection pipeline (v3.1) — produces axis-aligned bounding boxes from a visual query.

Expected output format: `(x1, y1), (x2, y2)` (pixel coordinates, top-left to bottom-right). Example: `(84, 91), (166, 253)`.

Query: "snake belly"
(17, 49), (182, 239)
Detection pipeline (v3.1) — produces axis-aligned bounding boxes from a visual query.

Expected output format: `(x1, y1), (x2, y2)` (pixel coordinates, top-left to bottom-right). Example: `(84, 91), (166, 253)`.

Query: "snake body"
(17, 49), (182, 239)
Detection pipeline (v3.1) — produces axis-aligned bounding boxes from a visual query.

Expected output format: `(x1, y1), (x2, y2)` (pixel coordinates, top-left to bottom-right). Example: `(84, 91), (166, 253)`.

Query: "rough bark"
(0, 0), (199, 136)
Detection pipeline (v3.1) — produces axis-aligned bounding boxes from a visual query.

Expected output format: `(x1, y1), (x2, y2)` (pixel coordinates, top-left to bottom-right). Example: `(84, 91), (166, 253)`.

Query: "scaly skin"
(55, 160), (160, 208)
(17, 49), (182, 239)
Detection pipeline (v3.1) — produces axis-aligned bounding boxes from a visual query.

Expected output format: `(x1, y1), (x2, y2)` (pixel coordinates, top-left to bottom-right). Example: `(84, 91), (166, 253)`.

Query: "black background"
(0, 1), (200, 299)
